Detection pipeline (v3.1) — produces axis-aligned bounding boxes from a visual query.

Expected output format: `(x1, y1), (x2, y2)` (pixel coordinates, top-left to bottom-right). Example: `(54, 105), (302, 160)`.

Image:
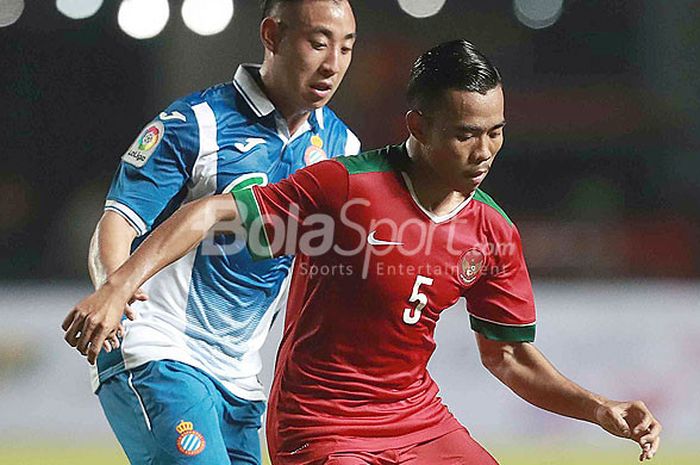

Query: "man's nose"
(320, 47), (341, 77)
(471, 136), (492, 164)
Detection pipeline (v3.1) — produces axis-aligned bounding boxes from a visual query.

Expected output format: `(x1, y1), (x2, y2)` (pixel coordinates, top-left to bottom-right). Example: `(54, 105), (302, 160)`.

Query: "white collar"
(232, 64), (275, 118)
(232, 64), (326, 133)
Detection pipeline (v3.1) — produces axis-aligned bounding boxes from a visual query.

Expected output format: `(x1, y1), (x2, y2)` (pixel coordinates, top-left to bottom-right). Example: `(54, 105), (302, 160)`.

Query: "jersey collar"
(233, 64), (324, 134)
(233, 64), (276, 118)
(401, 141), (474, 224)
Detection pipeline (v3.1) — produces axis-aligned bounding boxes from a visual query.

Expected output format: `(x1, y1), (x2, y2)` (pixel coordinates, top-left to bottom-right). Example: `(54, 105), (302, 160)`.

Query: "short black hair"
(407, 40), (502, 113)
(260, 0), (347, 19)
(261, 0), (295, 18)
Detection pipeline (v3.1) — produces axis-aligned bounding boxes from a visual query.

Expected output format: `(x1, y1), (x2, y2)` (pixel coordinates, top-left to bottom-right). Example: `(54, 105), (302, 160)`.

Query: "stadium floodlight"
(397, 0), (446, 19)
(0, 0), (24, 27)
(118, 0), (170, 40)
(56, 0), (103, 20)
(514, 0), (564, 30)
(181, 0), (234, 36)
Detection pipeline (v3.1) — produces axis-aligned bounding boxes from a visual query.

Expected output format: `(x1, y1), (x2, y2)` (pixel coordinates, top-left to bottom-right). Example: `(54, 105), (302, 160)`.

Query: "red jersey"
(232, 144), (536, 462)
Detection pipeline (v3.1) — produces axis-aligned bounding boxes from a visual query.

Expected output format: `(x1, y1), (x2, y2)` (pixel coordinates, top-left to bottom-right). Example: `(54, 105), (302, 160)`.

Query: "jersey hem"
(273, 419), (464, 462)
(122, 350), (268, 402)
(104, 199), (148, 236)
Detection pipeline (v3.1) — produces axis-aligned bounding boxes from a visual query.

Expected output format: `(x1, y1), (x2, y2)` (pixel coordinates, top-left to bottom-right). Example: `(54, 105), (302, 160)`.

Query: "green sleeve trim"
(231, 189), (273, 261)
(472, 189), (514, 227)
(229, 175), (266, 192)
(469, 315), (535, 342)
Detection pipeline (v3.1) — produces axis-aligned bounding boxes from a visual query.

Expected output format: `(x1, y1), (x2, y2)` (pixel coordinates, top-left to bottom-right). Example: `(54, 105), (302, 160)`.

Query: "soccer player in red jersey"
(67, 40), (662, 464)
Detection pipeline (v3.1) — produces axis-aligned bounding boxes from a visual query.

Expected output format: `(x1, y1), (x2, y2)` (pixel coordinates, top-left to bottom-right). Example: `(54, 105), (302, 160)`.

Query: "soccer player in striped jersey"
(66, 40), (661, 464)
(62, 1), (358, 464)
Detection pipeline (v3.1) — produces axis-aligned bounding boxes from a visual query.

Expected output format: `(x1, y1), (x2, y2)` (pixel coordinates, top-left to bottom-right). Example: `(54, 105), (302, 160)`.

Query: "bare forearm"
(107, 194), (237, 299)
(483, 341), (604, 423)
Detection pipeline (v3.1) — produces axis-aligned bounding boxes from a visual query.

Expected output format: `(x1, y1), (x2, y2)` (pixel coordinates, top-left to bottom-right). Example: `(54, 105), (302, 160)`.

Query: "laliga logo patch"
(459, 248), (486, 286)
(122, 120), (164, 168)
(138, 126), (160, 151)
(175, 420), (206, 456)
(304, 134), (327, 166)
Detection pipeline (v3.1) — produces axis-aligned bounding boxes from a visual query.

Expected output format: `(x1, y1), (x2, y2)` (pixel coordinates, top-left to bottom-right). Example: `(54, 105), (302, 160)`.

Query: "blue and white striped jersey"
(93, 64), (360, 400)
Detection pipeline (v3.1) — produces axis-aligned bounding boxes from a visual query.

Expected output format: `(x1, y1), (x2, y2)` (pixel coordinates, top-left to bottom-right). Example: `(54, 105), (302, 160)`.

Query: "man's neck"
(405, 137), (470, 217)
(259, 64), (312, 136)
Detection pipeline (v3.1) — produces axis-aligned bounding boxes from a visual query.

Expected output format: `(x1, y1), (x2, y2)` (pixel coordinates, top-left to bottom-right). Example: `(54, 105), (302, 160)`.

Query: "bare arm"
(89, 211), (150, 311)
(88, 211), (138, 288)
(63, 194), (238, 363)
(476, 334), (661, 461)
(79, 211), (146, 352)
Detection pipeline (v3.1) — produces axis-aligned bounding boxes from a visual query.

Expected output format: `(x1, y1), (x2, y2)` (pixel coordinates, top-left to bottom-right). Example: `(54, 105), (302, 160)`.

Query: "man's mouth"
(310, 82), (333, 98)
(466, 168), (489, 184)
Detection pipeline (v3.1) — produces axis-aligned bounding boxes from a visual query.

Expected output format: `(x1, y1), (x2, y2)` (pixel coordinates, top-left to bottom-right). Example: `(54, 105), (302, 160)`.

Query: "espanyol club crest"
(459, 248), (486, 286)
(304, 134), (328, 166)
(175, 420), (206, 456)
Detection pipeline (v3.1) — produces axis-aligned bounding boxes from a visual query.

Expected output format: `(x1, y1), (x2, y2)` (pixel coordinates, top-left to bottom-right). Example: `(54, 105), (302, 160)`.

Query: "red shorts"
(277, 429), (499, 465)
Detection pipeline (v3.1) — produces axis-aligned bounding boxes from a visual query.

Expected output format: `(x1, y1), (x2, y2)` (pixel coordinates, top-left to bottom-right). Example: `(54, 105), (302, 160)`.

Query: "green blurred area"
(1, 445), (696, 465)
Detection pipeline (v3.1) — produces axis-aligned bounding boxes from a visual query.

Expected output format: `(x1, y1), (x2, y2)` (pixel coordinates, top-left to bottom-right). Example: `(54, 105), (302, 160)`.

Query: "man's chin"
(305, 91), (335, 109)
(458, 178), (481, 196)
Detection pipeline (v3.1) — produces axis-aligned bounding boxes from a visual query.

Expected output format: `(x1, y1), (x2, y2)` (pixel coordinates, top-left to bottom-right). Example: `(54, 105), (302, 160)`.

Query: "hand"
(61, 284), (140, 364)
(595, 399), (662, 461)
(101, 288), (148, 353)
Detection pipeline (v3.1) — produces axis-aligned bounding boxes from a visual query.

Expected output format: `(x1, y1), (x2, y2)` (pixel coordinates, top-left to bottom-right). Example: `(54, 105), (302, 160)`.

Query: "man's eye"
(311, 41), (327, 50)
(457, 135), (474, 142)
(341, 46), (353, 55)
(489, 132), (503, 139)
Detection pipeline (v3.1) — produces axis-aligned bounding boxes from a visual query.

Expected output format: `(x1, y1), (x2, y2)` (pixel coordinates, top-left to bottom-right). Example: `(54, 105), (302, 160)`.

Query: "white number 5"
(403, 275), (434, 325)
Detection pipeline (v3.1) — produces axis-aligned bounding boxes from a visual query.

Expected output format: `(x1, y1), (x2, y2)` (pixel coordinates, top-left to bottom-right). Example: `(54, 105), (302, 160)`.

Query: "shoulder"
(180, 81), (241, 119)
(318, 107), (361, 154)
(334, 145), (395, 175)
(159, 82), (242, 139)
(472, 189), (516, 231)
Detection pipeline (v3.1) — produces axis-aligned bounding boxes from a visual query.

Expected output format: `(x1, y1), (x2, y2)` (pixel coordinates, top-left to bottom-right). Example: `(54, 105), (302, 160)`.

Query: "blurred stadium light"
(397, 0), (446, 19)
(117, 0), (170, 40)
(0, 0), (23, 27)
(56, 0), (103, 20)
(181, 0), (234, 36)
(514, 0), (564, 29)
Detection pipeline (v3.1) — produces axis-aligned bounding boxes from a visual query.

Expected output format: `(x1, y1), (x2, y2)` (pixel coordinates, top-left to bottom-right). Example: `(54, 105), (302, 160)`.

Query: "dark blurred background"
(2, 0), (699, 281)
(2, 3), (699, 464)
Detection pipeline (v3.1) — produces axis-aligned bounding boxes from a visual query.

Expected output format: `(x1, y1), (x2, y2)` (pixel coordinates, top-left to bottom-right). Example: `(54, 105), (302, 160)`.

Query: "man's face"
(420, 87), (505, 196)
(274, 0), (356, 111)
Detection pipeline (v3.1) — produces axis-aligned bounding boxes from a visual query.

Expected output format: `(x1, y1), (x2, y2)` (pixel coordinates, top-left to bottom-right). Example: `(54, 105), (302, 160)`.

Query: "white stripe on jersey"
(187, 102), (219, 201)
(345, 129), (361, 155)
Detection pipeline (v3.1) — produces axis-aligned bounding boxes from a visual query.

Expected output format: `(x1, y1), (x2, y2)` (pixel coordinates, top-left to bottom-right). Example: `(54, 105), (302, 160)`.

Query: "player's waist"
(103, 322), (266, 399)
(277, 359), (435, 400)
(270, 371), (444, 423)
(268, 402), (461, 461)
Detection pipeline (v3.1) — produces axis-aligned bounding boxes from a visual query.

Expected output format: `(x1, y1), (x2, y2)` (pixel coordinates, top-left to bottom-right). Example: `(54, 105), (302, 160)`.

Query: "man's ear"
(260, 16), (282, 53)
(406, 110), (429, 145)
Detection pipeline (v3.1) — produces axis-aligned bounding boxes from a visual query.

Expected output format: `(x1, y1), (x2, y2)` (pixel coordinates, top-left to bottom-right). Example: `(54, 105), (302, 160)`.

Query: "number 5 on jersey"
(403, 275), (434, 325)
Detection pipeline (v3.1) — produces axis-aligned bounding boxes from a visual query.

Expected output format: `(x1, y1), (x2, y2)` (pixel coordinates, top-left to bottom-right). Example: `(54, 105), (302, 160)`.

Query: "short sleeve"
(464, 225), (536, 342)
(232, 159), (349, 260)
(105, 101), (199, 236)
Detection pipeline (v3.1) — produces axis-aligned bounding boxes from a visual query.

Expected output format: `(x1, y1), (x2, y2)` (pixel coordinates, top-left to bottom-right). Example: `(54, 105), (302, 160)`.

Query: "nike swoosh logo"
(159, 111), (186, 122)
(367, 230), (403, 246)
(234, 138), (266, 153)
